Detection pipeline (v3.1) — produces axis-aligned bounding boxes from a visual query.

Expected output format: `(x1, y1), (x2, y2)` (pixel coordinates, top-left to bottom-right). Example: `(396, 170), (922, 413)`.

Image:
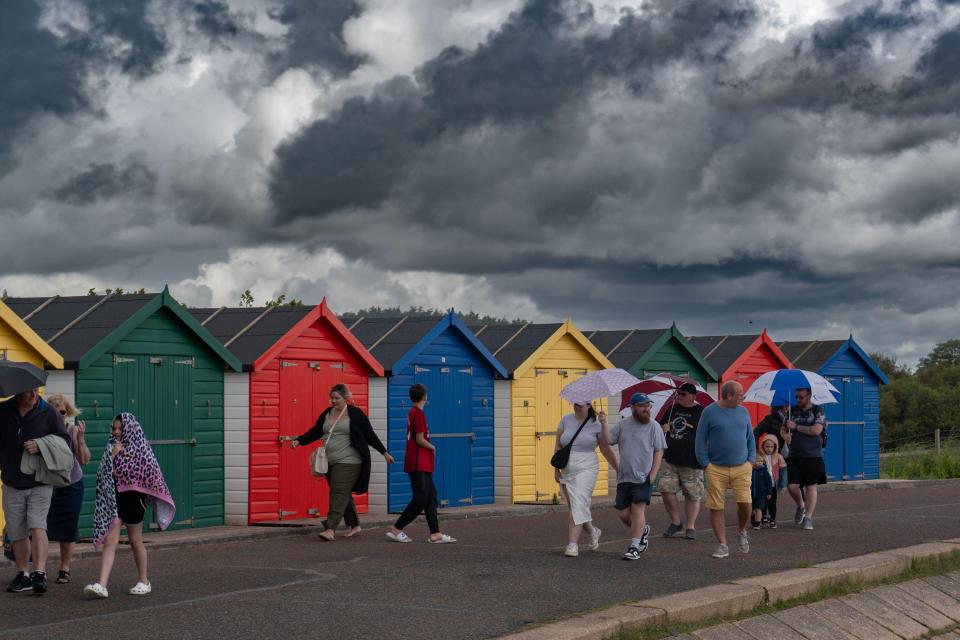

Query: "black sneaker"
(768, 520), (778, 529)
(752, 520), (761, 530)
(662, 523), (683, 538)
(623, 546), (641, 561)
(7, 572), (32, 593)
(31, 571), (47, 595)
(794, 507), (805, 525)
(638, 524), (651, 553)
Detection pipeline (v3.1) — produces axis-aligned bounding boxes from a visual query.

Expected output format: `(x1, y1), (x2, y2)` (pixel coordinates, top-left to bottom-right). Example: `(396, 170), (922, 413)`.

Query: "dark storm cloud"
(270, 0), (756, 220)
(193, 0), (241, 41)
(268, 0), (366, 77)
(53, 160), (157, 205)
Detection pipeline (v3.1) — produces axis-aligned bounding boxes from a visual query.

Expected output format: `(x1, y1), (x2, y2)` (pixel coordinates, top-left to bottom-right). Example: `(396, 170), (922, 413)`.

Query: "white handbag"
(310, 407), (347, 477)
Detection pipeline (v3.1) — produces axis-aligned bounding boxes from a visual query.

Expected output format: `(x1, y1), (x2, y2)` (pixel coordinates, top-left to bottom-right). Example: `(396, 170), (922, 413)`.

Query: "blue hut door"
(414, 364), (473, 507)
(824, 375), (865, 480)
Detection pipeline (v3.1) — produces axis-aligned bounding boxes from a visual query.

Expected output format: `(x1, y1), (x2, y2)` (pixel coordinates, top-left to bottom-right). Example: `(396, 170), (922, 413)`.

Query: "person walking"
(553, 401), (619, 557)
(290, 384), (394, 541)
(601, 393), (667, 561)
(386, 384), (456, 544)
(781, 387), (827, 530)
(756, 433), (787, 528)
(695, 381), (756, 559)
(44, 394), (90, 584)
(84, 413), (176, 599)
(658, 383), (705, 540)
(0, 387), (70, 595)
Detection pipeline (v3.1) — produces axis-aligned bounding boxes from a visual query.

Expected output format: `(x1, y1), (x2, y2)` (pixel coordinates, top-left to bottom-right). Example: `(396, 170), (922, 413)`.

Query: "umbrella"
(0, 360), (49, 397)
(559, 368), (642, 406)
(618, 373), (714, 421)
(744, 369), (839, 408)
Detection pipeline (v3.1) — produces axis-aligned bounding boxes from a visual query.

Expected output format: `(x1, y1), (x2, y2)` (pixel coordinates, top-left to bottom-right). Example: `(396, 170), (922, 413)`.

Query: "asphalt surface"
(2, 484), (960, 640)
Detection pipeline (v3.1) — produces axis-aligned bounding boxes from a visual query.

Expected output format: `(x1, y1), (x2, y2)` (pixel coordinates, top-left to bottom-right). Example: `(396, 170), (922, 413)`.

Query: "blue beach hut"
(778, 337), (889, 481)
(348, 312), (508, 512)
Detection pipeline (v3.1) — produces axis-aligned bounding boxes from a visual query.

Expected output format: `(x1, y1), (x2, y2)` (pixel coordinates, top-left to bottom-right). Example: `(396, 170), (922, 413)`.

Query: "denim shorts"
(615, 481), (652, 510)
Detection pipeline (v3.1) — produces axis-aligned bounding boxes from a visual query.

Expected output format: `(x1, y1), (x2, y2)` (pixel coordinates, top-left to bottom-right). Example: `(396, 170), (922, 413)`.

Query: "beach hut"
(688, 331), (793, 425)
(189, 300), (384, 523)
(778, 337), (888, 481)
(349, 312), (506, 512)
(5, 289), (241, 535)
(0, 299), (65, 535)
(471, 320), (614, 504)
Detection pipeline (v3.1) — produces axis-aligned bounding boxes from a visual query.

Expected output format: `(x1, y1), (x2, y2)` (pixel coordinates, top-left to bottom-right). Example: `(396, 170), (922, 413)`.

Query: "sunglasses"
(59, 410), (67, 415)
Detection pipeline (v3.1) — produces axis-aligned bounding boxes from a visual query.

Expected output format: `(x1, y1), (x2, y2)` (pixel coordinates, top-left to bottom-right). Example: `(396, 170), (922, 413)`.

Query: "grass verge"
(882, 444), (960, 479)
(613, 550), (960, 640)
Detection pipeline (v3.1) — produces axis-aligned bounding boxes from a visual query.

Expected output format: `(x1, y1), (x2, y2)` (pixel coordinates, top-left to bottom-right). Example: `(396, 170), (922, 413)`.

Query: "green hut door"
(113, 354), (195, 529)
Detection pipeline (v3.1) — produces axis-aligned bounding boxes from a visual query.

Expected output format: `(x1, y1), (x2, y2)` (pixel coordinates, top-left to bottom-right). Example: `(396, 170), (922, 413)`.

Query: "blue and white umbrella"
(744, 369), (840, 407)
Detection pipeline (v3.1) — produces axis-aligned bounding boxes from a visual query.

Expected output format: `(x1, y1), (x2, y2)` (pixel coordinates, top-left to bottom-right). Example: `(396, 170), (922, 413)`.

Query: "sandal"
(386, 531), (412, 543)
(56, 570), (70, 584)
(128, 581), (152, 595)
(427, 534), (457, 544)
(344, 527), (362, 538)
(317, 531), (335, 542)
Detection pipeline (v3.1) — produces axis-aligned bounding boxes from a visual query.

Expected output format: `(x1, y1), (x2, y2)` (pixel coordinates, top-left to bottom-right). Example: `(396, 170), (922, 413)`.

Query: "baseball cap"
(678, 383), (697, 394)
(629, 392), (652, 406)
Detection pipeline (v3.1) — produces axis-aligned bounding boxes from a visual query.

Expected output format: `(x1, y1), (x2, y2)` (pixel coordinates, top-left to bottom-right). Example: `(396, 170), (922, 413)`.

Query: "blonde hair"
(330, 383), (351, 399)
(46, 393), (81, 418)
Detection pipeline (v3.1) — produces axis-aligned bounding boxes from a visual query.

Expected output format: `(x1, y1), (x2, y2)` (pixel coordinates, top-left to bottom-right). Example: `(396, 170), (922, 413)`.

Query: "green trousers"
(325, 463), (362, 530)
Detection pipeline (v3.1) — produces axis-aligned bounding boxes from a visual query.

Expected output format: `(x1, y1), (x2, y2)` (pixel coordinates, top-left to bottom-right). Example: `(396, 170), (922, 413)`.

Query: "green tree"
(240, 290), (254, 307)
(869, 352), (910, 380)
(265, 295), (303, 308)
(918, 339), (960, 373)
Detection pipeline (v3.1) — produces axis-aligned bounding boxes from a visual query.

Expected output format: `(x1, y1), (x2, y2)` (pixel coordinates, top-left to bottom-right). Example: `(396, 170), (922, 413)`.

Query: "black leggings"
(394, 471), (439, 534)
(763, 492), (778, 521)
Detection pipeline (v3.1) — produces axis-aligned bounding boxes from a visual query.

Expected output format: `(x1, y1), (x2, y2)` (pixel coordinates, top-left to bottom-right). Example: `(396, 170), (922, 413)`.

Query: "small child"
(83, 413), (176, 598)
(754, 434), (787, 528)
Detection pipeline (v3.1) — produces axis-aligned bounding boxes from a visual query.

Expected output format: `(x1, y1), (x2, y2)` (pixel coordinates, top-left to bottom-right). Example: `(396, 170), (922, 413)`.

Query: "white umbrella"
(559, 368), (641, 405)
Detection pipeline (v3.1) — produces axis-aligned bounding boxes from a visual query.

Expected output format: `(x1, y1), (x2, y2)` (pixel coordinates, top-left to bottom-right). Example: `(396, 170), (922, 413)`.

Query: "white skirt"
(560, 450), (599, 525)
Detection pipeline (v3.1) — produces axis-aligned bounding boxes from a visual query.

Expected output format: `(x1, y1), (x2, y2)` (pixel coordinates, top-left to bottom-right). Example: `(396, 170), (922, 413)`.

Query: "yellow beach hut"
(470, 320), (614, 504)
(0, 298), (65, 534)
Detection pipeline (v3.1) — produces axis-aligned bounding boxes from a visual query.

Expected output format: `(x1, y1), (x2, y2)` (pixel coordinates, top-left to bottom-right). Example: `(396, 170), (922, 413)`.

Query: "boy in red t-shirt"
(386, 384), (457, 544)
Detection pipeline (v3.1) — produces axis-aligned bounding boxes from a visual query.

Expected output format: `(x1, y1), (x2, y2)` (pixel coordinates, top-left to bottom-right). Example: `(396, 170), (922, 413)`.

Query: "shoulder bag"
(550, 414), (593, 470)
(310, 407), (348, 477)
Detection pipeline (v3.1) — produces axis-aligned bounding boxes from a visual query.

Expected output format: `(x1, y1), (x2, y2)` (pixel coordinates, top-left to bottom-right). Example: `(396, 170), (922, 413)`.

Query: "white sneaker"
(83, 583), (109, 599)
(711, 544), (730, 559)
(587, 527), (602, 551)
(128, 581), (151, 595)
(739, 531), (750, 554)
(564, 543), (579, 557)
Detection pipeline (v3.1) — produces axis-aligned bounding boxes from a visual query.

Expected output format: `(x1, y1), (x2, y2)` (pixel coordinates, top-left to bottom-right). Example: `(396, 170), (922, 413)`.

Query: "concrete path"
(2, 481), (960, 640)
(669, 571), (960, 640)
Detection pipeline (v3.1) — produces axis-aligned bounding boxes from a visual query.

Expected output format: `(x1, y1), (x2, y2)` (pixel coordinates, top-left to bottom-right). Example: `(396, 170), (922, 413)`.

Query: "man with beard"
(659, 383), (705, 540)
(601, 393), (666, 561)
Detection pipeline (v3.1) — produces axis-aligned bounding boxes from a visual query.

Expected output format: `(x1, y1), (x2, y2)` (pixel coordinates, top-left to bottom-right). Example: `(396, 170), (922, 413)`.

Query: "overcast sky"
(2, 0), (959, 367)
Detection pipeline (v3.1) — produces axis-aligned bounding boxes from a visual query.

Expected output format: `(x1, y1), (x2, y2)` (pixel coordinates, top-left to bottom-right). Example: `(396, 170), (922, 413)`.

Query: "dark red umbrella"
(619, 373), (714, 422)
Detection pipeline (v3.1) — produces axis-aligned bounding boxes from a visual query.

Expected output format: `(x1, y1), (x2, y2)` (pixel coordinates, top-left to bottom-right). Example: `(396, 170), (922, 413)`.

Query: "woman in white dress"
(554, 402), (619, 557)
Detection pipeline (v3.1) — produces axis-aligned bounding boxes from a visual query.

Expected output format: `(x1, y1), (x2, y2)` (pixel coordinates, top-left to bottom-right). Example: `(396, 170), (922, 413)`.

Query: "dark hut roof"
(5, 294), (156, 365)
(348, 315), (444, 372)
(189, 306), (314, 368)
(778, 340), (846, 372)
(469, 323), (564, 373)
(687, 334), (761, 376)
(585, 329), (668, 370)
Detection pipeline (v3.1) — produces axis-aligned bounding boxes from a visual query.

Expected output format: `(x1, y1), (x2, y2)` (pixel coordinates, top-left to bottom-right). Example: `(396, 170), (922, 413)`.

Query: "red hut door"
(278, 359), (344, 520)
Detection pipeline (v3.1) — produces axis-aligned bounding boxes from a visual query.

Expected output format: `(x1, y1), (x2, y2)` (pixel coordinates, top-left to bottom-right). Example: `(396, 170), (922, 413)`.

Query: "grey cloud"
(53, 160), (157, 205)
(268, 0), (366, 77)
(193, 0), (241, 41)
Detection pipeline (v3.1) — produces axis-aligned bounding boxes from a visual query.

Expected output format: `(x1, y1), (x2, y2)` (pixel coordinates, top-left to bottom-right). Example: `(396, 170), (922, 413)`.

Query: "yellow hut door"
(533, 368), (587, 502)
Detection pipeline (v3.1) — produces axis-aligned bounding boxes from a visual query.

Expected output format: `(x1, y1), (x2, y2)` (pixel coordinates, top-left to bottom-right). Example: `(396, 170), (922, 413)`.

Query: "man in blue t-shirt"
(781, 387), (826, 531)
(695, 381), (756, 559)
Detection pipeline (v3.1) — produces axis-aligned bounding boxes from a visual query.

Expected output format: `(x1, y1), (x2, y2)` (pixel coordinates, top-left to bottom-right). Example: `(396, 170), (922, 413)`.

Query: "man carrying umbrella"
(0, 364), (70, 595)
(659, 382), (705, 540)
(782, 388), (827, 531)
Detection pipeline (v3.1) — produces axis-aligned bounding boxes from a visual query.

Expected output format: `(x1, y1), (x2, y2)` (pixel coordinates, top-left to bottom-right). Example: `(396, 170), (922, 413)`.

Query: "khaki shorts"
(1, 484), (54, 541)
(704, 462), (753, 510)
(657, 461), (705, 501)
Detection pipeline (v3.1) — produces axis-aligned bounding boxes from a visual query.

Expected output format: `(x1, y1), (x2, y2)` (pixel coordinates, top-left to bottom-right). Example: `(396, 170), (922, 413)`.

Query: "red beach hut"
(191, 299), (383, 524)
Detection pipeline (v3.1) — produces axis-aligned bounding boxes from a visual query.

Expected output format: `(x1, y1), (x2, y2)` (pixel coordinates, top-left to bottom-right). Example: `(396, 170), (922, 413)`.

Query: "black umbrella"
(0, 360), (49, 397)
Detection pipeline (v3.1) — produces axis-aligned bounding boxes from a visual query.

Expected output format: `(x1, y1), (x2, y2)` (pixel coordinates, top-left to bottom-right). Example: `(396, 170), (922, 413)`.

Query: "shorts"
(615, 481), (652, 510)
(1, 484), (54, 541)
(658, 462), (705, 501)
(704, 462), (753, 510)
(116, 491), (147, 525)
(787, 457), (827, 488)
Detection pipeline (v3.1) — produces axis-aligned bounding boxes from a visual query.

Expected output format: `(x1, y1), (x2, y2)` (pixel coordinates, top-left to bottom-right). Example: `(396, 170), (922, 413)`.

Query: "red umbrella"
(619, 373), (715, 422)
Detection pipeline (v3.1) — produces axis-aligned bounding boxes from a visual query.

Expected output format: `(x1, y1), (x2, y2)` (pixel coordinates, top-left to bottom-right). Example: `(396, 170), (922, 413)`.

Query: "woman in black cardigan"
(291, 383), (394, 541)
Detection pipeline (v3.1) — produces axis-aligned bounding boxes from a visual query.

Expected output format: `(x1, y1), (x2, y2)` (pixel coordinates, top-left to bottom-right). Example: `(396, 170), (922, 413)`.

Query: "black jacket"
(754, 411), (786, 453)
(0, 396), (70, 489)
(295, 404), (387, 494)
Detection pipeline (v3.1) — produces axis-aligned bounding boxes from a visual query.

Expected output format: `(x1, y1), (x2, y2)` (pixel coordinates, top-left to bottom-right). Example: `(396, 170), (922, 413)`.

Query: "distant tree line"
(338, 306), (525, 326)
(872, 339), (960, 450)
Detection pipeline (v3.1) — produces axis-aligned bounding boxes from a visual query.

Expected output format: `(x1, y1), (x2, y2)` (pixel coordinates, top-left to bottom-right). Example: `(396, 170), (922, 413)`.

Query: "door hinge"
(280, 361), (298, 368)
(113, 355), (135, 365)
(329, 362), (344, 370)
(175, 357), (195, 367)
(439, 499), (450, 507)
(307, 508), (320, 515)
(458, 367), (473, 374)
(415, 366), (430, 373)
(459, 497), (473, 504)
(441, 367), (451, 373)
(149, 356), (164, 366)
(279, 510), (297, 520)
(558, 370), (568, 377)
(535, 369), (550, 376)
